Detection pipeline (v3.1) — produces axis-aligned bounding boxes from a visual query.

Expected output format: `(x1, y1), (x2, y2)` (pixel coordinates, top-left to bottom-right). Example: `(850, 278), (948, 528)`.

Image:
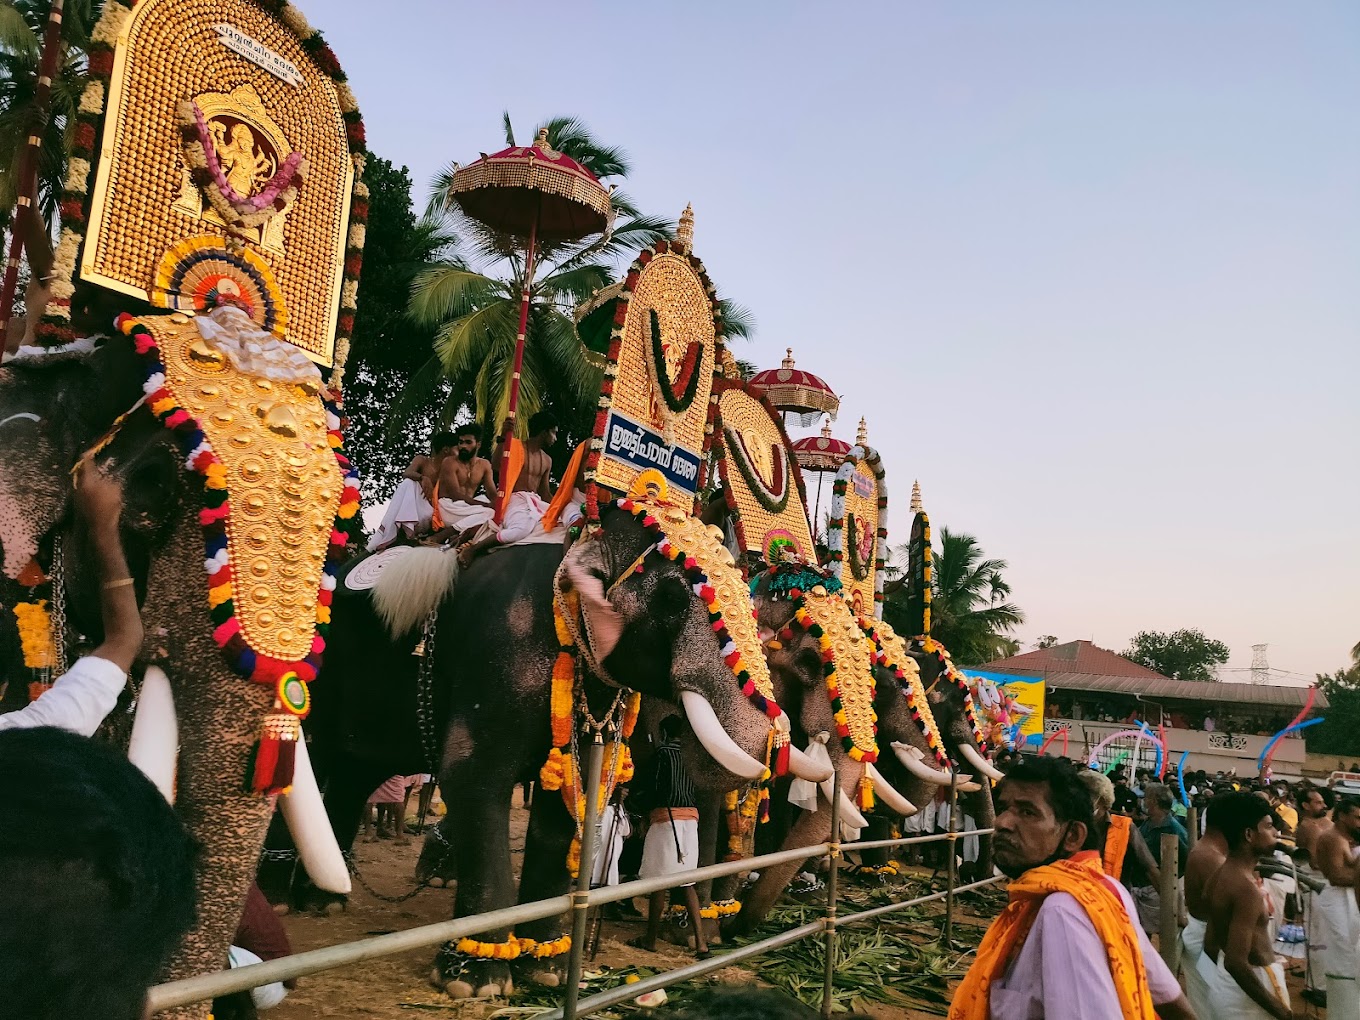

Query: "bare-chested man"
(368, 430), (454, 550)
(1182, 791), (1239, 1018)
(1203, 794), (1296, 1019)
(1296, 785), (1335, 864)
(1315, 796), (1360, 1016)
(460, 410), (558, 564)
(428, 422), (498, 544)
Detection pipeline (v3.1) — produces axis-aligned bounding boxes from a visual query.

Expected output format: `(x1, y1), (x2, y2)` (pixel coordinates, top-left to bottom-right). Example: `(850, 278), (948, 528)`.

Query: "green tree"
(1035, 634), (1059, 649)
(884, 527), (1024, 665)
(0, 0), (102, 272)
(1307, 662), (1360, 758)
(1123, 629), (1229, 682)
(342, 155), (455, 499)
(402, 114), (672, 444)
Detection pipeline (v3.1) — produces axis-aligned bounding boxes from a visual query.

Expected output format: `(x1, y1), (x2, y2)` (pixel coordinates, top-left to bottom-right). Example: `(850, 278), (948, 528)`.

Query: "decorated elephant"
(0, 328), (358, 1017)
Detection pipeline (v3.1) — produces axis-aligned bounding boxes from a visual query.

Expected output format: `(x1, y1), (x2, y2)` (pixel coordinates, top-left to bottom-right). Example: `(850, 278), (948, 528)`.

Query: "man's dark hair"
(1215, 791), (1273, 852)
(528, 410), (558, 436)
(0, 727), (197, 1020)
(997, 756), (1097, 850)
(430, 430), (456, 452)
(454, 422), (482, 442)
(1335, 795), (1360, 822)
(1307, 785), (1336, 809)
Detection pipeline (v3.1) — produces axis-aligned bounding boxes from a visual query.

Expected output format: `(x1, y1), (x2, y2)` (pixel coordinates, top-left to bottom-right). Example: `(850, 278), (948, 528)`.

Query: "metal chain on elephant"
(342, 850), (433, 904)
(48, 543), (69, 676)
(415, 605), (440, 772)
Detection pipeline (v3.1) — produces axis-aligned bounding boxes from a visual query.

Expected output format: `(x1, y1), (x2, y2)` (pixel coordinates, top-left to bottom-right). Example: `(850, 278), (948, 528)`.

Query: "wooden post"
(1186, 805), (1198, 851)
(1159, 832), (1180, 971)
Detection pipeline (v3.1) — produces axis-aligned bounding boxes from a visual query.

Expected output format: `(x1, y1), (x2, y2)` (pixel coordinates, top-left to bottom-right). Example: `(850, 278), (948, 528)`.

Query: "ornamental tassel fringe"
(758, 785), (771, 824)
(246, 708), (299, 795)
(858, 775), (875, 812)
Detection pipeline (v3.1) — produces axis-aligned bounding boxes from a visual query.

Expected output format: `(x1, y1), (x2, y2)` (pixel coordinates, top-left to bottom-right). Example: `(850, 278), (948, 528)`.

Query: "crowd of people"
(951, 753), (1360, 1019)
(1046, 696), (1303, 739)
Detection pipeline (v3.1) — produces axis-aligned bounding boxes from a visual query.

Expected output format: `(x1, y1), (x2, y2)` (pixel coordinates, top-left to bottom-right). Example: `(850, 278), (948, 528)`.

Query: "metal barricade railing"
(147, 751), (1001, 1018)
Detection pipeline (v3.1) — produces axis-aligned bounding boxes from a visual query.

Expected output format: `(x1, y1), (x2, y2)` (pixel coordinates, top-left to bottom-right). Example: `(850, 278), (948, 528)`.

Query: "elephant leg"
(724, 803), (830, 938)
(513, 789), (574, 987)
(158, 671), (276, 1020)
(694, 789), (725, 943)
(435, 779), (515, 999)
(859, 814), (893, 868)
(415, 812), (458, 887)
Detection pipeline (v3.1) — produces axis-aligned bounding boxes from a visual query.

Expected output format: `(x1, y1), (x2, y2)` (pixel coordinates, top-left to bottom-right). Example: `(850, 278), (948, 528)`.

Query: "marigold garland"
(13, 601), (55, 671)
(449, 934), (570, 961)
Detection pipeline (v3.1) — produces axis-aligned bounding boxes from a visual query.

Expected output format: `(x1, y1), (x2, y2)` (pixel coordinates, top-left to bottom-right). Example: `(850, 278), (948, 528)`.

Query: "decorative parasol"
(791, 418), (851, 545)
(447, 128), (613, 520)
(749, 348), (840, 428)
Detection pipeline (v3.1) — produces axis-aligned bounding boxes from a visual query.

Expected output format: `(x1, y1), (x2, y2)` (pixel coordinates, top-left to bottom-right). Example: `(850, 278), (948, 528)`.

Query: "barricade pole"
(563, 733), (605, 1020)
(943, 764), (958, 945)
(1158, 831), (1179, 971)
(821, 768), (841, 1018)
(1186, 805), (1198, 851)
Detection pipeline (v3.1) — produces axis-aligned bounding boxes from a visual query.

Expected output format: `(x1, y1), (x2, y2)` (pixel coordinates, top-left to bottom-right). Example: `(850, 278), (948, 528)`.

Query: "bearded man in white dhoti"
(459, 412), (560, 564)
(428, 422), (498, 542)
(367, 430), (453, 550)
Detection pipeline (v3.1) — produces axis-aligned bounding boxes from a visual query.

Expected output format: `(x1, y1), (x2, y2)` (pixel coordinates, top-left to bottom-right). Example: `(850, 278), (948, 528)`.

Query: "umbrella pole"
(494, 208), (539, 523)
(0, 0), (66, 364)
(814, 474), (824, 540)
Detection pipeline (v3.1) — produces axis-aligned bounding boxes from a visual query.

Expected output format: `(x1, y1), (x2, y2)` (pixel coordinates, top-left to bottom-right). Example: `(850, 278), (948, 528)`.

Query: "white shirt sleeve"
(0, 656), (127, 737)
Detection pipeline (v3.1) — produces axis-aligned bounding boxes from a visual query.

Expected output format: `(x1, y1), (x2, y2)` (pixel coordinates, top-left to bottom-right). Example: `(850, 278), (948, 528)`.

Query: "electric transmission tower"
(1251, 644), (1269, 685)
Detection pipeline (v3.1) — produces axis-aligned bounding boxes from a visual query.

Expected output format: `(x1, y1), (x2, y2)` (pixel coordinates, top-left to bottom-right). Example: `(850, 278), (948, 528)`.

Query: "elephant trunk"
(725, 799), (831, 937)
(966, 782), (996, 878)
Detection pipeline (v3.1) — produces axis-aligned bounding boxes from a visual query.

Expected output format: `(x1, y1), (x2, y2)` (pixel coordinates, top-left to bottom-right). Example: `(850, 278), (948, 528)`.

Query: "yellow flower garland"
(13, 602), (55, 670)
(450, 934), (573, 961)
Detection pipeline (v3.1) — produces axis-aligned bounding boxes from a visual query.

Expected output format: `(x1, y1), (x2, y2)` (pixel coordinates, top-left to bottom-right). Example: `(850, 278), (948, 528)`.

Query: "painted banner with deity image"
(712, 380), (815, 568)
(826, 437), (887, 619)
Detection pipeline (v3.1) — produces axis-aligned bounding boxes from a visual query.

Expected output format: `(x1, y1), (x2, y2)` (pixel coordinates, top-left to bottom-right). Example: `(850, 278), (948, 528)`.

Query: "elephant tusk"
(278, 737), (351, 895)
(127, 665), (177, 804)
(958, 780), (983, 793)
(866, 762), (917, 816)
(787, 734), (834, 783)
(891, 741), (954, 786)
(818, 783), (868, 831)
(960, 743), (1005, 783)
(679, 691), (766, 780)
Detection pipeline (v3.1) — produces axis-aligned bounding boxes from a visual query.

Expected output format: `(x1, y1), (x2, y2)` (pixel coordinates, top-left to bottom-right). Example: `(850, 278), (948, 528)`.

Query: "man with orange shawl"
(950, 757), (1194, 1020)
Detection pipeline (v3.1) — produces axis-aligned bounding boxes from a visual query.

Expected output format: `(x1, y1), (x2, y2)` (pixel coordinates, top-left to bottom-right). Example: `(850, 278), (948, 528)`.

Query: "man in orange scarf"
(950, 757), (1195, 1020)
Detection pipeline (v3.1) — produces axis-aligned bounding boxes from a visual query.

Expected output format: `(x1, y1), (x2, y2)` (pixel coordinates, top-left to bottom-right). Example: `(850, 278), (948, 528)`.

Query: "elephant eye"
(796, 649), (823, 684)
(653, 573), (690, 619)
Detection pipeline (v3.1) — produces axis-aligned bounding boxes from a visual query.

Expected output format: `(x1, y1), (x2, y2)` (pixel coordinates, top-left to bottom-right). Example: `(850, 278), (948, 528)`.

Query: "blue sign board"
(601, 410), (703, 498)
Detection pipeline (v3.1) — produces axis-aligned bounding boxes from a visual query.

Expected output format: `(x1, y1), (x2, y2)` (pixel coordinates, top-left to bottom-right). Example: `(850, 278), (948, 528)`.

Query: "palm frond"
(501, 109), (515, 146)
(384, 354), (449, 438)
(718, 298), (756, 341)
(538, 115), (631, 179)
(0, 3), (39, 59)
(425, 161), (459, 219)
(539, 263), (612, 309)
(408, 264), (505, 327)
(432, 298), (519, 380)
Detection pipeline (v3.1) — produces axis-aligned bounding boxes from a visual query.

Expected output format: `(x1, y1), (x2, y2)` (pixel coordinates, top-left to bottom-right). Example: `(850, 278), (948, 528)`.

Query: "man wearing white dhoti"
(1316, 797), (1360, 1019)
(637, 717), (708, 957)
(429, 423), (498, 543)
(367, 431), (453, 551)
(459, 412), (559, 563)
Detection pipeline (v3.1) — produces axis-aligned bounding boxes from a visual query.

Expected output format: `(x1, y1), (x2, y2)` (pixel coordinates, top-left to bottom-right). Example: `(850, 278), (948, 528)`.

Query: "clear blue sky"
(325, 2), (1359, 679)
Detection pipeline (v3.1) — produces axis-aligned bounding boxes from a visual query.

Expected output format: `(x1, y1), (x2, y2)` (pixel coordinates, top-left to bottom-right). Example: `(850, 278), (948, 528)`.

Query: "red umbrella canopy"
(448, 128), (612, 240)
(750, 348), (840, 426)
(792, 419), (852, 473)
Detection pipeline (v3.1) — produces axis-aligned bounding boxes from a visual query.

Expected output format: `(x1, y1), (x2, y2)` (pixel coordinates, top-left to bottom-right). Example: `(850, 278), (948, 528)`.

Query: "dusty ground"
(269, 802), (984, 1019)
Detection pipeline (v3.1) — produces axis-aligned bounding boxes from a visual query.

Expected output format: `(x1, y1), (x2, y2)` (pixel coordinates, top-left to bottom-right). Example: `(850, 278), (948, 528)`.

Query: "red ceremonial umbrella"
(749, 348), (840, 428)
(791, 418), (851, 543)
(447, 128), (612, 519)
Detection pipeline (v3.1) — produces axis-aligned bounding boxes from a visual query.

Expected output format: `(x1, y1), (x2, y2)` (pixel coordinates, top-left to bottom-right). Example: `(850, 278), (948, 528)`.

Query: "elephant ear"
(560, 539), (624, 664)
(0, 370), (76, 578)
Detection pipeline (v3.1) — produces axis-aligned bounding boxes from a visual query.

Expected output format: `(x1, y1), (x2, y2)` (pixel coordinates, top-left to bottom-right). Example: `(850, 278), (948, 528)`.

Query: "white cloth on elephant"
(1180, 915), (1213, 1020)
(367, 478), (432, 550)
(495, 490), (554, 546)
(789, 733), (833, 813)
(0, 655), (125, 737)
(640, 808), (699, 882)
(591, 803), (632, 887)
(1201, 949), (1290, 1020)
(437, 496), (495, 535)
(228, 945), (288, 1010)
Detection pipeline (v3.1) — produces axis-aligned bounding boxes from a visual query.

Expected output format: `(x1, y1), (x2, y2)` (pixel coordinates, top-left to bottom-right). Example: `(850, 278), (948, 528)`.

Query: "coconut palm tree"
(399, 113), (753, 442)
(884, 528), (1024, 665)
(0, 0), (102, 272)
